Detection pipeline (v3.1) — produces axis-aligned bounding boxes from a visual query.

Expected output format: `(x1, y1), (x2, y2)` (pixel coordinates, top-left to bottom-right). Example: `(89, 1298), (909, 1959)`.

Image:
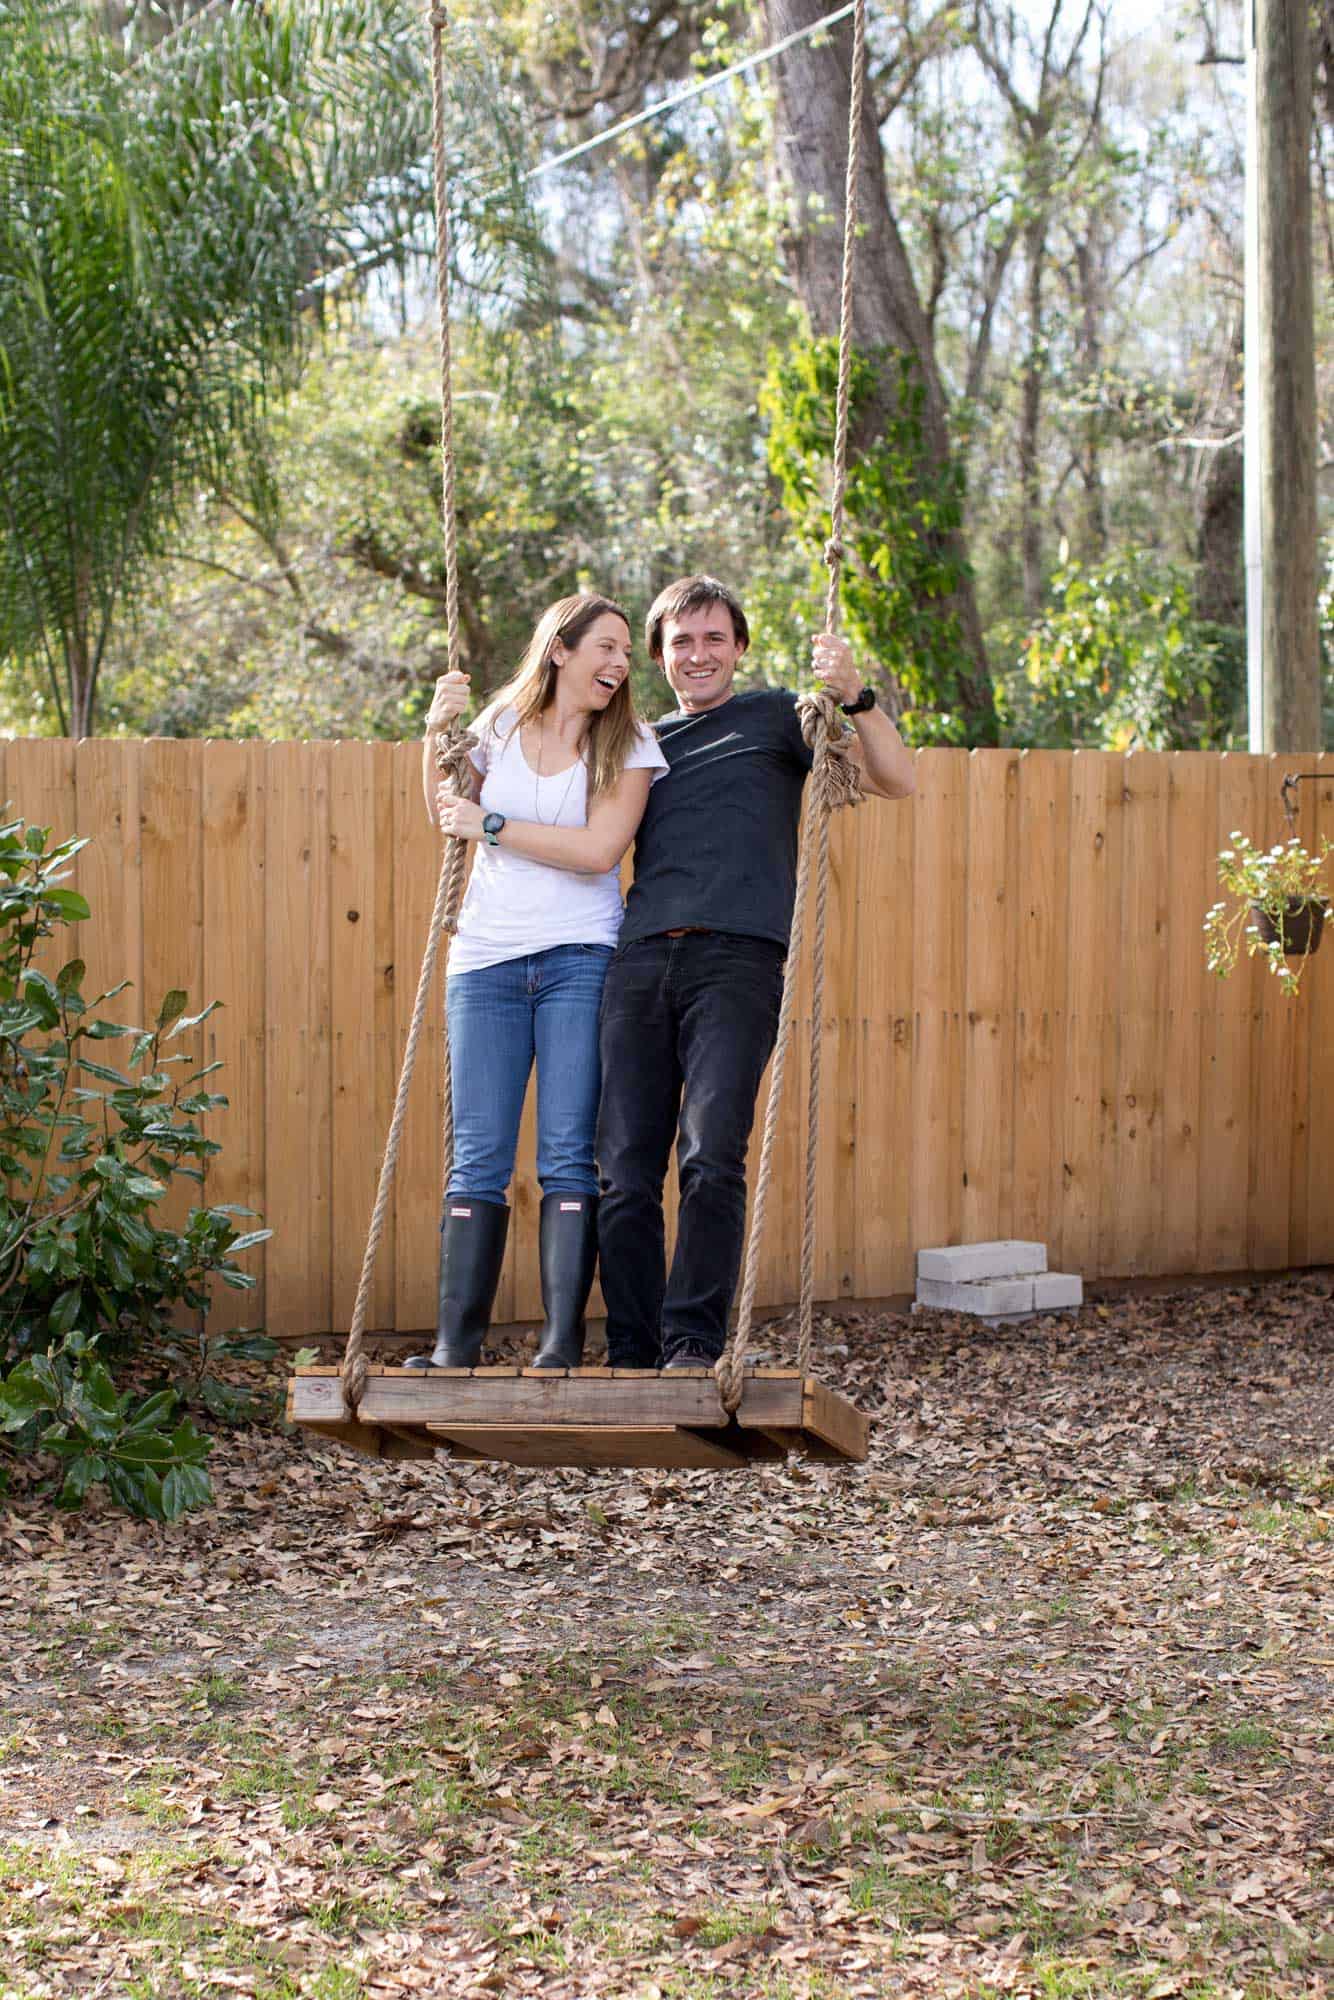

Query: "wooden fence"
(4, 740), (1332, 1336)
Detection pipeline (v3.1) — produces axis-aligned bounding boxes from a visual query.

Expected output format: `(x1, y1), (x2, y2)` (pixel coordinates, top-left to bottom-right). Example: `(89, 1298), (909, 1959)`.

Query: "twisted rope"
(716, 0), (867, 1415)
(341, 4), (467, 1415)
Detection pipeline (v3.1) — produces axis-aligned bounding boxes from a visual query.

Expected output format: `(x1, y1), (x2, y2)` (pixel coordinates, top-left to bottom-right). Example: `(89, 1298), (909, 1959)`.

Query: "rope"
(341, 3), (468, 1415)
(716, 0), (868, 1415)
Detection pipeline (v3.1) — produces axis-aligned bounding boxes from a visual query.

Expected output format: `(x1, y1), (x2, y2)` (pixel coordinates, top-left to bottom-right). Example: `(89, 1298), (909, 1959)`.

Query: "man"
(596, 574), (915, 1370)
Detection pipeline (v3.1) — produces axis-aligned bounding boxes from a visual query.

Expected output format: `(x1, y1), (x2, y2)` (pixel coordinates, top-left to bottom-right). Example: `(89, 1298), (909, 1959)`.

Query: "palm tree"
(0, 0), (533, 735)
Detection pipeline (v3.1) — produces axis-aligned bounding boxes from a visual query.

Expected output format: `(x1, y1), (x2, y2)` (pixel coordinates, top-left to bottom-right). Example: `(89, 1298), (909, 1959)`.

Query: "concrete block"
(915, 1274), (1037, 1315)
(1033, 1271), (1083, 1310)
(916, 1240), (1048, 1284)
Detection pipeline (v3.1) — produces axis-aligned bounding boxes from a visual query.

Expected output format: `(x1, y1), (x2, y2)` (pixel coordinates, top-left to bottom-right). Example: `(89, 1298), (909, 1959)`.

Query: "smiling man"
(596, 574), (916, 1371)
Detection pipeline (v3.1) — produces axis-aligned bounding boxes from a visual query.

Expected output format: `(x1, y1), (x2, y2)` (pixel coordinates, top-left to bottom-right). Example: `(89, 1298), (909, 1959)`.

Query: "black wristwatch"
(481, 812), (506, 847)
(840, 685), (876, 716)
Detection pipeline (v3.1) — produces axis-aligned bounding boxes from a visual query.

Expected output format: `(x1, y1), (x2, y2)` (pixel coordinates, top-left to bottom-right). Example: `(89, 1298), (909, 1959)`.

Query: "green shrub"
(996, 550), (1244, 749)
(0, 815), (270, 1518)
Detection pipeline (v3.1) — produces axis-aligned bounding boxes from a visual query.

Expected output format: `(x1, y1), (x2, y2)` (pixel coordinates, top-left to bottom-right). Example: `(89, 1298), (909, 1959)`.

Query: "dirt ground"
(1, 1278), (1331, 2000)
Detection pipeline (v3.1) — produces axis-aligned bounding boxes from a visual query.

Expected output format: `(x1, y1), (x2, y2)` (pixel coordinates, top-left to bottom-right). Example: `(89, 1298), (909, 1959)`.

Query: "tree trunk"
(764, 0), (995, 733)
(1255, 0), (1321, 749)
(1018, 215), (1047, 612)
(1073, 231), (1108, 564)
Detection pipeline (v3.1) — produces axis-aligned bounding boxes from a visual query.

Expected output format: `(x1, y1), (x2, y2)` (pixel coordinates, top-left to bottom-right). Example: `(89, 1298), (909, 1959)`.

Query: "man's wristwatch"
(840, 685), (876, 716)
(481, 812), (506, 847)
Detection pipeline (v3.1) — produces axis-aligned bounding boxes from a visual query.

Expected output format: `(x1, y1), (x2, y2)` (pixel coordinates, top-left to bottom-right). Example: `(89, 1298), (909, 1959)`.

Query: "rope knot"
(429, 7), (450, 26)
(823, 536), (845, 570)
(798, 688), (865, 815)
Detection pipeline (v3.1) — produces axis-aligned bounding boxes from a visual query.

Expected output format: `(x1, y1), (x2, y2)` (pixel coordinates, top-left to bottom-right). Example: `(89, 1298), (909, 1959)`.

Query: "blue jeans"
(447, 944), (612, 1205)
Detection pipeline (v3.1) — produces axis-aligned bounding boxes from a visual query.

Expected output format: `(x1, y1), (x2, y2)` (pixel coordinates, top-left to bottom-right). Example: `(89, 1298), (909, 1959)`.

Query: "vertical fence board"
(140, 743), (203, 1240)
(1013, 753), (1070, 1250)
(961, 752), (1018, 1248)
(1199, 757), (1263, 1270)
(392, 747), (444, 1334)
(201, 744), (266, 1331)
(1108, 754), (1169, 1274)
(263, 745), (314, 1334)
(815, 812), (860, 1302)
(1248, 756), (1300, 1268)
(74, 741), (142, 1012)
(1062, 754), (1121, 1273)
(13, 741), (78, 981)
(329, 744), (383, 1331)
(1283, 754), (1319, 1268)
(1160, 754), (1214, 1274)
(911, 750), (968, 1255)
(1302, 752), (1334, 1261)
(854, 752), (916, 1298)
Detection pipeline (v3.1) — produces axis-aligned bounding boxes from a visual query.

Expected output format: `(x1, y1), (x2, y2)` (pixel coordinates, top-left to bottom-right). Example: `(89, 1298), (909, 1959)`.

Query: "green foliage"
(997, 551), (1243, 749)
(1204, 832), (1333, 998)
(763, 339), (984, 744)
(0, 814), (270, 1517)
(0, 0), (533, 735)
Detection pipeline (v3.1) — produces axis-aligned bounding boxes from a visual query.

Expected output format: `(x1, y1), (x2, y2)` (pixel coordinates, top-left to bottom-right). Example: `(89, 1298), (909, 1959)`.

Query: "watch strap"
(840, 685), (876, 715)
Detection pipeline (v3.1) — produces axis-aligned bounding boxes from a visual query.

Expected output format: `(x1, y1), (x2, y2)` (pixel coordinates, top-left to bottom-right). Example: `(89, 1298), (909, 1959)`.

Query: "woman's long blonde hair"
(486, 594), (641, 798)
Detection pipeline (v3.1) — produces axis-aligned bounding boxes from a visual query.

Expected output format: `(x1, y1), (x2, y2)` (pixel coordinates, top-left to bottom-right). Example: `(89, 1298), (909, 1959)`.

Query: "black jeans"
(596, 931), (785, 1366)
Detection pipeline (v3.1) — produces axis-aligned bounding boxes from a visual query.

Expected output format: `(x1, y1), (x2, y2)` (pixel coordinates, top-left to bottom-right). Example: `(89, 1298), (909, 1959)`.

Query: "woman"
(407, 594), (667, 1373)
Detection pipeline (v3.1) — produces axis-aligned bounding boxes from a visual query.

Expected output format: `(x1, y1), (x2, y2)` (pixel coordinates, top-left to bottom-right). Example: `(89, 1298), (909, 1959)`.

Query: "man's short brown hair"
(644, 575), (749, 662)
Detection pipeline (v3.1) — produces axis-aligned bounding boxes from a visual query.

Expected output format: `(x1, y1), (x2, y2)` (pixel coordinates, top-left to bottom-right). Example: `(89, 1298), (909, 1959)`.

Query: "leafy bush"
(996, 551), (1244, 749)
(0, 816), (270, 1518)
(763, 338), (989, 744)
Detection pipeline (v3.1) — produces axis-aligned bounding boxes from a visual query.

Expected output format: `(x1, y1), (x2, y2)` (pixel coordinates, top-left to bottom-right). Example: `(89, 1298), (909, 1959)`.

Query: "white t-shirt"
(447, 700), (668, 977)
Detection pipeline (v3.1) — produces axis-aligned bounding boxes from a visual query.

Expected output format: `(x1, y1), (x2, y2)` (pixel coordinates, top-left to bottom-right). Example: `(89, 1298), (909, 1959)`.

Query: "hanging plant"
(1204, 831), (1332, 996)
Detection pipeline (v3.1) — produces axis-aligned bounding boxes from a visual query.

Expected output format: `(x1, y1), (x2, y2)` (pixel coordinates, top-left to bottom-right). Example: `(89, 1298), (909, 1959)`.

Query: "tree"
(0, 0), (530, 736)
(763, 0), (998, 739)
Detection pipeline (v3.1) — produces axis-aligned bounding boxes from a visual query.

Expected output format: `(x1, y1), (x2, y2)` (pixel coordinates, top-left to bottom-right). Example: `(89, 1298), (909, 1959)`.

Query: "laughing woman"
(408, 594), (667, 1373)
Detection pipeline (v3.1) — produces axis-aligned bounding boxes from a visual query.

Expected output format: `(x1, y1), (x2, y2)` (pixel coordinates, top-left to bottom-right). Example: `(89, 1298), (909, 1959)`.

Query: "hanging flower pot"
(1250, 895), (1327, 958)
(1205, 832), (1333, 997)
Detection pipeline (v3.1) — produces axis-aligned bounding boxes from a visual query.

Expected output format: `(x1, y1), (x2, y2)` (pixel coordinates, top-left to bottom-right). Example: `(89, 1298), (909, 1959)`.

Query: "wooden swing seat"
(288, 1364), (869, 1470)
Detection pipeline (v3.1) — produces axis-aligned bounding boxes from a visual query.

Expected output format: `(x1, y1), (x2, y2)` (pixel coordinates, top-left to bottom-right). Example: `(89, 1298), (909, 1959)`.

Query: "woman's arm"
(439, 765), (655, 875)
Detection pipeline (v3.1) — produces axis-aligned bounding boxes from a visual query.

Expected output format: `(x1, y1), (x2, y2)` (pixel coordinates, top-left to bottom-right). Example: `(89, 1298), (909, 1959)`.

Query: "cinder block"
(916, 1240), (1048, 1284)
(915, 1274), (1037, 1315)
(1033, 1271), (1082, 1310)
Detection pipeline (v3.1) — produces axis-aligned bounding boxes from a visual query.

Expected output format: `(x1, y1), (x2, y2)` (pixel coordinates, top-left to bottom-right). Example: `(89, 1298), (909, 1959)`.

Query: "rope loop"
(823, 536), (845, 571)
(798, 688), (865, 817)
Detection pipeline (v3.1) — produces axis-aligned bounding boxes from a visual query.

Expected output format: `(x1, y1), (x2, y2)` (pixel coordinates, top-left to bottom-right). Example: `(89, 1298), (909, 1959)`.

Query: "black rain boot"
(531, 1193), (598, 1370)
(405, 1198), (510, 1369)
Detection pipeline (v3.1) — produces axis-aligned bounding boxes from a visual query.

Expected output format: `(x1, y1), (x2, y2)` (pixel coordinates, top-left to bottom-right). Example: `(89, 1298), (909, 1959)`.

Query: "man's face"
(659, 601), (747, 713)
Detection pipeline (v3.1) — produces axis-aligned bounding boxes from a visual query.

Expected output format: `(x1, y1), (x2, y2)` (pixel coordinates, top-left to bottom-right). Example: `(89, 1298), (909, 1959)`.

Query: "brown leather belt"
(664, 926), (712, 937)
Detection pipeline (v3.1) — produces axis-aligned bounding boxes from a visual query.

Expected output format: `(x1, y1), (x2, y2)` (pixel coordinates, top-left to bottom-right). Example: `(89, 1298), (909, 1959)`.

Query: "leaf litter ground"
(1, 1278), (1331, 2000)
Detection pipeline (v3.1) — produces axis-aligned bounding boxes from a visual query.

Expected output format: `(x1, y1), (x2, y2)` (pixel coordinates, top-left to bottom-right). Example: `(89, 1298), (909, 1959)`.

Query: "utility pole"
(1244, 0), (1321, 750)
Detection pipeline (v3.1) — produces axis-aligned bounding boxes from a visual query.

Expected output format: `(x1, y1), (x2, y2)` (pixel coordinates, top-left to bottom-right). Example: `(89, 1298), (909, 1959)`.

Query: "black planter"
(1251, 896), (1328, 957)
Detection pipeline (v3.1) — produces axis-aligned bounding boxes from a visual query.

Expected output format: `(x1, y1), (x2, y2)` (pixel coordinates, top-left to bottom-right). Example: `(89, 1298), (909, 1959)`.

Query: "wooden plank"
(291, 1366), (806, 1430)
(1061, 753), (1122, 1277)
(961, 751), (1018, 1248)
(854, 751), (916, 1296)
(1109, 753), (1169, 1275)
(911, 749), (969, 1257)
(307, 744), (334, 1333)
(141, 741), (203, 1241)
(263, 744), (314, 1335)
(329, 742), (377, 1330)
(73, 739), (142, 1013)
(393, 744), (447, 1334)
(800, 1377), (870, 1461)
(1300, 752), (1334, 1262)
(1198, 757), (1264, 1271)
(372, 742), (400, 1328)
(425, 1424), (750, 1470)
(201, 743), (266, 1332)
(1248, 754), (1299, 1270)
(814, 806), (860, 1301)
(1013, 752), (1068, 1249)
(1159, 754), (1214, 1273)
(12, 739), (78, 982)
(299, 1418), (435, 1461)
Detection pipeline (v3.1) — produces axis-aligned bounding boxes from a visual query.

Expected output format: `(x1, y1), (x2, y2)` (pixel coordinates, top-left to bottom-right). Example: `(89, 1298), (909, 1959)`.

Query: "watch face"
(482, 812), (504, 834)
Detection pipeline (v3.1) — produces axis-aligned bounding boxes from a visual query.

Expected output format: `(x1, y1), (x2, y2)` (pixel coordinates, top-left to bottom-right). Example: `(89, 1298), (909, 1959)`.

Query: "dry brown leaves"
(0, 1276), (1331, 1999)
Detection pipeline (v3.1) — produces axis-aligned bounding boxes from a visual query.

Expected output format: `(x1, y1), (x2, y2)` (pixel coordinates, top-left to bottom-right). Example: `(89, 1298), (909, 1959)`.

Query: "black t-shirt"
(619, 688), (814, 950)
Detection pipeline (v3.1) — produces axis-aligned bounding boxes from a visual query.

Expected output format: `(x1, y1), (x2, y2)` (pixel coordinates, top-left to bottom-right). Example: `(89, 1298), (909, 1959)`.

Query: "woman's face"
(552, 611), (632, 711)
